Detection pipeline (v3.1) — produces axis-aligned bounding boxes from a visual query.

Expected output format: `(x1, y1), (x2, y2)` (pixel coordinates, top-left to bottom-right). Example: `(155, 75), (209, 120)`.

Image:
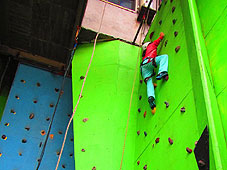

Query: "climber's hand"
(160, 32), (164, 37)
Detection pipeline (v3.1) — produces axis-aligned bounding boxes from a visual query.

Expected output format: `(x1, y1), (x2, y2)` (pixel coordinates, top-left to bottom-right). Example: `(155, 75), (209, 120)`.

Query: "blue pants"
(140, 54), (168, 99)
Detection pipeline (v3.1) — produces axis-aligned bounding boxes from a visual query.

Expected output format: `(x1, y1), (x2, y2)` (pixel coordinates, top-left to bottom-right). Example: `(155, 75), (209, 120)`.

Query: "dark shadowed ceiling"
(0, 0), (87, 65)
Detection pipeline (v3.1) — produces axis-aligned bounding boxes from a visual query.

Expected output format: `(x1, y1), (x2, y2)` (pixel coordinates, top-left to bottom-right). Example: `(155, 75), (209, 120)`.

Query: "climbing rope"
(35, 27), (81, 170)
(119, 21), (145, 170)
(55, 2), (107, 170)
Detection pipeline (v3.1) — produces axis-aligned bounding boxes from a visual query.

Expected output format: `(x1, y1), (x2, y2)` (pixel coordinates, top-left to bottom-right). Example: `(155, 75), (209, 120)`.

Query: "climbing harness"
(140, 57), (157, 68)
(54, 2), (107, 170)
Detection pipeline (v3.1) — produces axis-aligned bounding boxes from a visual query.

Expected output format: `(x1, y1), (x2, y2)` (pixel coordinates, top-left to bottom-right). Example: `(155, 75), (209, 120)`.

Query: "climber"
(140, 32), (169, 114)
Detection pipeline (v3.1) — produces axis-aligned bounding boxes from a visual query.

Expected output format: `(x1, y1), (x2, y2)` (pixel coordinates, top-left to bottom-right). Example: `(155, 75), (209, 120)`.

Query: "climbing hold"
(25, 127), (30, 131)
(175, 46), (180, 53)
(33, 100), (38, 104)
(174, 31), (178, 37)
(56, 151), (60, 155)
(180, 107), (185, 113)
(164, 40), (168, 47)
(19, 152), (22, 156)
(4, 123), (9, 126)
(92, 167), (96, 170)
(168, 137), (173, 145)
(22, 139), (27, 143)
(170, 0), (173, 3)
(144, 131), (147, 137)
(140, 80), (143, 84)
(49, 134), (54, 139)
(137, 130), (140, 135)
(172, 6), (176, 13)
(150, 31), (154, 40)
(164, 101), (169, 108)
(62, 165), (66, 168)
(152, 107), (156, 115)
(15, 95), (20, 99)
(143, 111), (147, 118)
(137, 161), (140, 165)
(155, 137), (160, 144)
(164, 75), (169, 81)
(153, 83), (157, 88)
(81, 149), (85, 152)
(165, 1), (167, 5)
(2, 135), (7, 140)
(172, 19), (177, 25)
(143, 165), (147, 170)
(80, 76), (85, 80)
(139, 95), (142, 100)
(40, 130), (46, 136)
(20, 79), (26, 83)
(49, 103), (54, 108)
(36, 82), (41, 87)
(29, 113), (34, 119)
(198, 160), (206, 167)
(186, 147), (192, 153)
(79, 94), (83, 98)
(58, 131), (63, 135)
(11, 109), (16, 114)
(83, 118), (89, 122)
(39, 142), (42, 147)
(138, 108), (141, 113)
(159, 20), (162, 25)
(0, 153), (2, 157)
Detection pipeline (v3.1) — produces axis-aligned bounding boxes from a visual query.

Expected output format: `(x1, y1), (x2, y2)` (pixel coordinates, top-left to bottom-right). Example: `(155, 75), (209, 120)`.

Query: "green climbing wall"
(196, 0), (227, 143)
(72, 0), (227, 169)
(72, 41), (140, 170)
(135, 0), (201, 169)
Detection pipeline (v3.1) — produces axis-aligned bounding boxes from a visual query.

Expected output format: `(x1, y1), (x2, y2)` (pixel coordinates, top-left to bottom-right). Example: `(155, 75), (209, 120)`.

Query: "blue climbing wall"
(0, 64), (74, 170)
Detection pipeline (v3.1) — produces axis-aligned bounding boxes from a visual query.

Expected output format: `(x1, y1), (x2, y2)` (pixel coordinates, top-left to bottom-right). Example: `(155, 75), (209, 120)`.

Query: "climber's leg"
(140, 59), (156, 114)
(155, 54), (169, 80)
(146, 77), (155, 99)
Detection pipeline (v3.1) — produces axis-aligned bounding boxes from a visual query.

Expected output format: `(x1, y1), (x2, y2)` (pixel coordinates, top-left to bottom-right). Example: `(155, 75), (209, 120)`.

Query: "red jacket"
(142, 36), (164, 61)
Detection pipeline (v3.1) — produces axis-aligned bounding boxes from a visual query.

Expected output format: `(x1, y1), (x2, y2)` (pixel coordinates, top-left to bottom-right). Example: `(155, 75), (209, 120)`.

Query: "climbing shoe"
(148, 96), (156, 110)
(156, 71), (168, 80)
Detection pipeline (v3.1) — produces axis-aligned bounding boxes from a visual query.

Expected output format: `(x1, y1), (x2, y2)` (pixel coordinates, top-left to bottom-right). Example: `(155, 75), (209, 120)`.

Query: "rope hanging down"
(55, 2), (107, 170)
(119, 20), (145, 170)
(35, 27), (81, 170)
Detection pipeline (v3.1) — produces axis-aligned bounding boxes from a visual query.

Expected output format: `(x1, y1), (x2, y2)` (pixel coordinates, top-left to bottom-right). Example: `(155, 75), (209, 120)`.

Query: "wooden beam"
(0, 45), (65, 71)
